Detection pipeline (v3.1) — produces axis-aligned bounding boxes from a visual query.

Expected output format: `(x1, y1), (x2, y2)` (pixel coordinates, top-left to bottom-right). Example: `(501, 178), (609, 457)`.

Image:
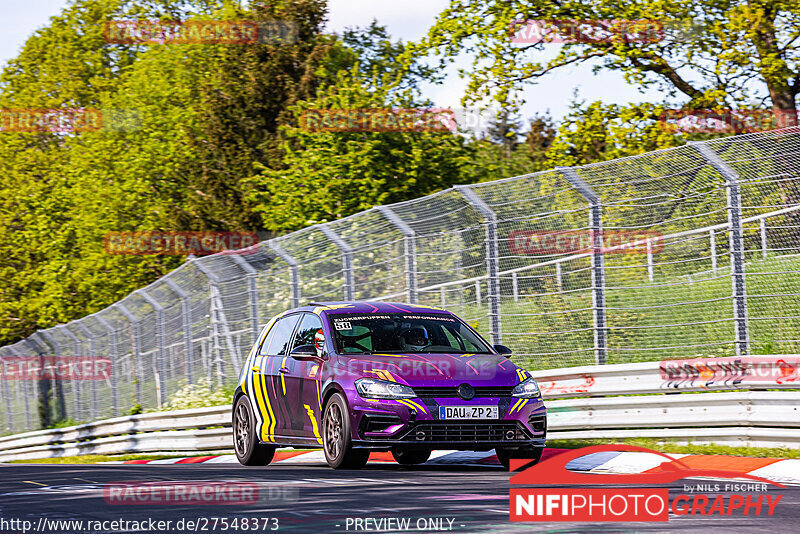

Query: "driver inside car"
(399, 326), (430, 351)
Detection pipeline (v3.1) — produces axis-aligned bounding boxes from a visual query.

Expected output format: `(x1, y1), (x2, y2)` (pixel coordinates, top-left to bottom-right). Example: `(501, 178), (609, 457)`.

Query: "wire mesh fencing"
(2, 127), (800, 435)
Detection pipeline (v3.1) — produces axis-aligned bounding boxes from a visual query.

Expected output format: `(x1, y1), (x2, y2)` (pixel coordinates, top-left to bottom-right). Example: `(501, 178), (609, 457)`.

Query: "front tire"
(323, 393), (369, 469)
(495, 446), (543, 470)
(233, 395), (276, 466)
(392, 449), (431, 465)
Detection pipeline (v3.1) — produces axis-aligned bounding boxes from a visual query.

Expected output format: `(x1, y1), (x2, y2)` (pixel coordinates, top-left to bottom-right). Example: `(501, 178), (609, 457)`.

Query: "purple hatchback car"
(232, 302), (546, 469)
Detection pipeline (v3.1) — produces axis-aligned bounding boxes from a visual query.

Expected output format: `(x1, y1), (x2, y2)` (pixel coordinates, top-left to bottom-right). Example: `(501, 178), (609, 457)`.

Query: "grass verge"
(6, 453), (217, 464)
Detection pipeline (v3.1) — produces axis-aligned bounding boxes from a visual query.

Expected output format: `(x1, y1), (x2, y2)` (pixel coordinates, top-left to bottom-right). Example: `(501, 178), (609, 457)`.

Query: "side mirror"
(290, 344), (319, 360)
(494, 344), (513, 355)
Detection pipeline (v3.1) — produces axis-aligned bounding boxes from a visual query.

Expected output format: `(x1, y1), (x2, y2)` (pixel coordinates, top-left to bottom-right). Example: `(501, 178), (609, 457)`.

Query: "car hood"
(334, 352), (524, 386)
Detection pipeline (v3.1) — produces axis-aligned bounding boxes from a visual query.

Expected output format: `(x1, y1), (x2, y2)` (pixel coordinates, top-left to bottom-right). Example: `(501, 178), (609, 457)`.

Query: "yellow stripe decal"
(252, 357), (270, 442)
(304, 404), (323, 445)
(260, 362), (276, 441)
(398, 399), (427, 415)
(510, 398), (524, 414)
(317, 380), (322, 411)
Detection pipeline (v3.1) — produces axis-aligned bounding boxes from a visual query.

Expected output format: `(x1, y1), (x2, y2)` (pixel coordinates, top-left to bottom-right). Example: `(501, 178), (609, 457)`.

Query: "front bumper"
(350, 397), (547, 450)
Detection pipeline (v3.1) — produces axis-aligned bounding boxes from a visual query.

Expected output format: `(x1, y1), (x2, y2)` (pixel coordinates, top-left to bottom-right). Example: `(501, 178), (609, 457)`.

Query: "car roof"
(292, 301), (452, 315)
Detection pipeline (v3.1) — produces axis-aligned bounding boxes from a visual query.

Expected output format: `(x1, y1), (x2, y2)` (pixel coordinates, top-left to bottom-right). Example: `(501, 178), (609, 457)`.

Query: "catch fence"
(2, 128), (800, 434)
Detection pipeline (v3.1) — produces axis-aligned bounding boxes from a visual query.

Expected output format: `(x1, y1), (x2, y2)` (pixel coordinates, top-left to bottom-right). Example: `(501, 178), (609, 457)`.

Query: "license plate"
(438, 405), (498, 420)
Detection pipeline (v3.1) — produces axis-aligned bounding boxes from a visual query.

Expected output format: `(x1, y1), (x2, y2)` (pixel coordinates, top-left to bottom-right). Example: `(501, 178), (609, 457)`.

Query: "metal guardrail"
(0, 356), (798, 461)
(0, 406), (231, 462)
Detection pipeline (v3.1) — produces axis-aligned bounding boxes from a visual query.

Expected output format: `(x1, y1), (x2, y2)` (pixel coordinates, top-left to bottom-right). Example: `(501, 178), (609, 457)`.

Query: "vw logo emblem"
(457, 383), (475, 400)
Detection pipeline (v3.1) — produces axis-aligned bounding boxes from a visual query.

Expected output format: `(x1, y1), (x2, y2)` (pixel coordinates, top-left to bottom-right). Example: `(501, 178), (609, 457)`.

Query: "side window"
(266, 315), (301, 356)
(292, 313), (324, 350)
(258, 323), (277, 356)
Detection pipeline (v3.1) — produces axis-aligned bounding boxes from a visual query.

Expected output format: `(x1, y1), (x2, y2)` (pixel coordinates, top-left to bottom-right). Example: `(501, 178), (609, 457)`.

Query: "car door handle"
(279, 367), (290, 374)
(251, 366), (260, 373)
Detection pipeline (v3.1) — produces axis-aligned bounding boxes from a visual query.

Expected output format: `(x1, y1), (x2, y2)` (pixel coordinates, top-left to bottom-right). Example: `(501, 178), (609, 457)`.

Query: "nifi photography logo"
(509, 445), (783, 522)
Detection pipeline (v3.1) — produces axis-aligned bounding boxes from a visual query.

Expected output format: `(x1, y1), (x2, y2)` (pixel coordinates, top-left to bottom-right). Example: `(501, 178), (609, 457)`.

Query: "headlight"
(355, 378), (416, 399)
(512, 377), (541, 398)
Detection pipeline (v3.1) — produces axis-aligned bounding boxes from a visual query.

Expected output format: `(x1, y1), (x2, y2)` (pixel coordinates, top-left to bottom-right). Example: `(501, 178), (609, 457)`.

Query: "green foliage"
(462, 113), (557, 183)
(8, 452), (220, 464)
(155, 377), (233, 410)
(0, 0), (331, 344)
(46, 417), (82, 429)
(544, 101), (686, 167)
(246, 69), (473, 231)
(417, 0), (800, 119)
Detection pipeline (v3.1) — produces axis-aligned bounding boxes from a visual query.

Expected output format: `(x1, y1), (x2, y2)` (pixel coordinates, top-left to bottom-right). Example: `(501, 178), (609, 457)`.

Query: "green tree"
(415, 0), (800, 125)
(544, 101), (684, 167)
(245, 69), (472, 231)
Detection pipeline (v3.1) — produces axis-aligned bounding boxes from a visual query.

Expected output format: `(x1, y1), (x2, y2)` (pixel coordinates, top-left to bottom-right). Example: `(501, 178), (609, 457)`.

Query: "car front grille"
(412, 386), (515, 398)
(397, 421), (532, 443)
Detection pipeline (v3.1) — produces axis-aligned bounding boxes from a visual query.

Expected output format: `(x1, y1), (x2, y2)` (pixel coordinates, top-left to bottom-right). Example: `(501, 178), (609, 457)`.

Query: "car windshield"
(328, 313), (494, 354)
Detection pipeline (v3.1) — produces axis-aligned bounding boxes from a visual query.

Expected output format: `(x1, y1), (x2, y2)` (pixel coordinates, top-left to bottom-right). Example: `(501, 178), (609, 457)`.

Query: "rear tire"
(323, 393), (369, 469)
(233, 396), (276, 466)
(392, 449), (431, 465)
(495, 446), (543, 470)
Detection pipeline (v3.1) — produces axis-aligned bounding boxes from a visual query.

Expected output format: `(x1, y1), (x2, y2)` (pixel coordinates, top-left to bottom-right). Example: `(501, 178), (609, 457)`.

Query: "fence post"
(25, 336), (53, 429)
(455, 185), (502, 345)
(192, 259), (239, 385)
(115, 303), (143, 412)
(691, 142), (750, 356)
(230, 255), (261, 342)
(57, 325), (83, 421)
(137, 289), (167, 408)
(0, 350), (13, 433)
(74, 323), (99, 420)
(320, 224), (354, 301)
(37, 331), (65, 423)
(269, 240), (301, 307)
(760, 218), (768, 259)
(710, 230), (718, 273)
(9, 345), (28, 430)
(512, 272), (519, 302)
(376, 206), (418, 304)
(557, 166), (608, 365)
(92, 314), (119, 417)
(556, 262), (563, 292)
(164, 279), (194, 385)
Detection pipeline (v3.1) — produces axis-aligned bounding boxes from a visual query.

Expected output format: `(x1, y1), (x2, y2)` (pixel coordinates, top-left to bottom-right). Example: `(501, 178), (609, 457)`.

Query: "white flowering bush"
(157, 378), (233, 411)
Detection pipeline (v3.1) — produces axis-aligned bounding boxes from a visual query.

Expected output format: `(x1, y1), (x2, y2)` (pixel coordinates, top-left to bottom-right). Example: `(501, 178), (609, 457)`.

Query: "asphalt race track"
(0, 462), (797, 533)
